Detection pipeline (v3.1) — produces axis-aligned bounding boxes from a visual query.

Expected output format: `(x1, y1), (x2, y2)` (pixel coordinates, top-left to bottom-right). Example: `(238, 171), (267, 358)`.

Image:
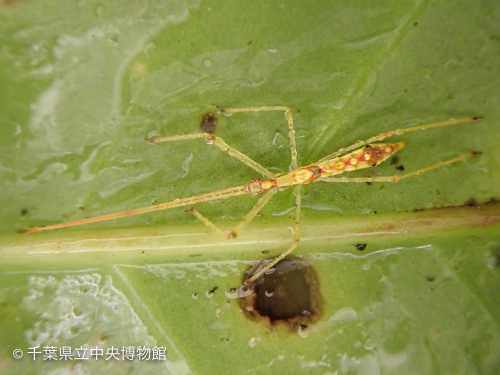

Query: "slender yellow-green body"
(245, 142), (406, 194)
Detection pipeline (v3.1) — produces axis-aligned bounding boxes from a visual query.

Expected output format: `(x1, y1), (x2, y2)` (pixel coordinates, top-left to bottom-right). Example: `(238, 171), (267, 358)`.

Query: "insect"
(24, 107), (481, 288)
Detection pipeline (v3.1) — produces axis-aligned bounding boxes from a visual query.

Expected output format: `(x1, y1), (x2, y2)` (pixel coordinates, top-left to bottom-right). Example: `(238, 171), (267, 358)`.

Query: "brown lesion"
(199, 112), (218, 134)
(239, 258), (322, 331)
(413, 196), (497, 212)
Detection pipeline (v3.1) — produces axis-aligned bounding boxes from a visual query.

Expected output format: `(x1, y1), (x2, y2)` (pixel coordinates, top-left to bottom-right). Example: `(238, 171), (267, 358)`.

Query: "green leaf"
(1, 0), (499, 374)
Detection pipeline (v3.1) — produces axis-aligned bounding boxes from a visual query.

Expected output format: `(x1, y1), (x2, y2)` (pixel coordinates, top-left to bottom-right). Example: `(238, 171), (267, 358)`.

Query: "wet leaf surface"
(1, 0), (500, 373)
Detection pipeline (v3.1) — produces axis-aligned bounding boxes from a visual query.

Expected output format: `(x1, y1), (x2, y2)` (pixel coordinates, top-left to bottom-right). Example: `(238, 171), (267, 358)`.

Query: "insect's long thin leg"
(22, 184), (248, 234)
(218, 106), (299, 170)
(149, 132), (274, 179)
(187, 188), (277, 240)
(319, 152), (479, 183)
(318, 117), (481, 163)
(228, 188), (277, 239)
(186, 207), (228, 240)
(246, 185), (302, 284)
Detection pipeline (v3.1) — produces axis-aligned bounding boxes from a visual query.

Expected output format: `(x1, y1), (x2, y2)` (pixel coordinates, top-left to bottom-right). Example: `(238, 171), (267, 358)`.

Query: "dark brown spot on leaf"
(200, 112), (218, 134)
(240, 258), (321, 330)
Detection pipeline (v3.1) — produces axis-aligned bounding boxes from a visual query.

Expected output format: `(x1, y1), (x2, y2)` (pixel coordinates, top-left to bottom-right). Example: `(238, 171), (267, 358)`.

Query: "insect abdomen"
(317, 142), (405, 176)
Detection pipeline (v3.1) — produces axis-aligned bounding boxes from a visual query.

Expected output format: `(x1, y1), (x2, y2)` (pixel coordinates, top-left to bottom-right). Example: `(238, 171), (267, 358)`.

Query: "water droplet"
(248, 337), (260, 348)
(216, 308), (222, 317)
(298, 324), (310, 338)
(147, 131), (160, 140)
(237, 285), (254, 298)
(364, 338), (375, 350)
(205, 291), (214, 298)
(191, 293), (198, 300)
(204, 59), (213, 67)
(225, 288), (240, 299)
(363, 264), (370, 270)
(330, 307), (357, 323)
(204, 135), (214, 144)
(265, 289), (274, 297)
(264, 267), (276, 275)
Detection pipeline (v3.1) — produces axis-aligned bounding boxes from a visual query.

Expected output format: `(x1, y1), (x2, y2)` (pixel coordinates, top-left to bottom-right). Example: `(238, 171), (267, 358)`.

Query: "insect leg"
(148, 132), (274, 179)
(186, 207), (228, 240)
(218, 106), (299, 170)
(22, 185), (248, 234)
(319, 152), (479, 183)
(246, 185), (302, 284)
(187, 188), (277, 240)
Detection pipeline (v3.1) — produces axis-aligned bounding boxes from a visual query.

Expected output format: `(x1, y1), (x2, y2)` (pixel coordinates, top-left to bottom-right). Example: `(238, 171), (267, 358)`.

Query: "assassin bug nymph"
(24, 107), (481, 290)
